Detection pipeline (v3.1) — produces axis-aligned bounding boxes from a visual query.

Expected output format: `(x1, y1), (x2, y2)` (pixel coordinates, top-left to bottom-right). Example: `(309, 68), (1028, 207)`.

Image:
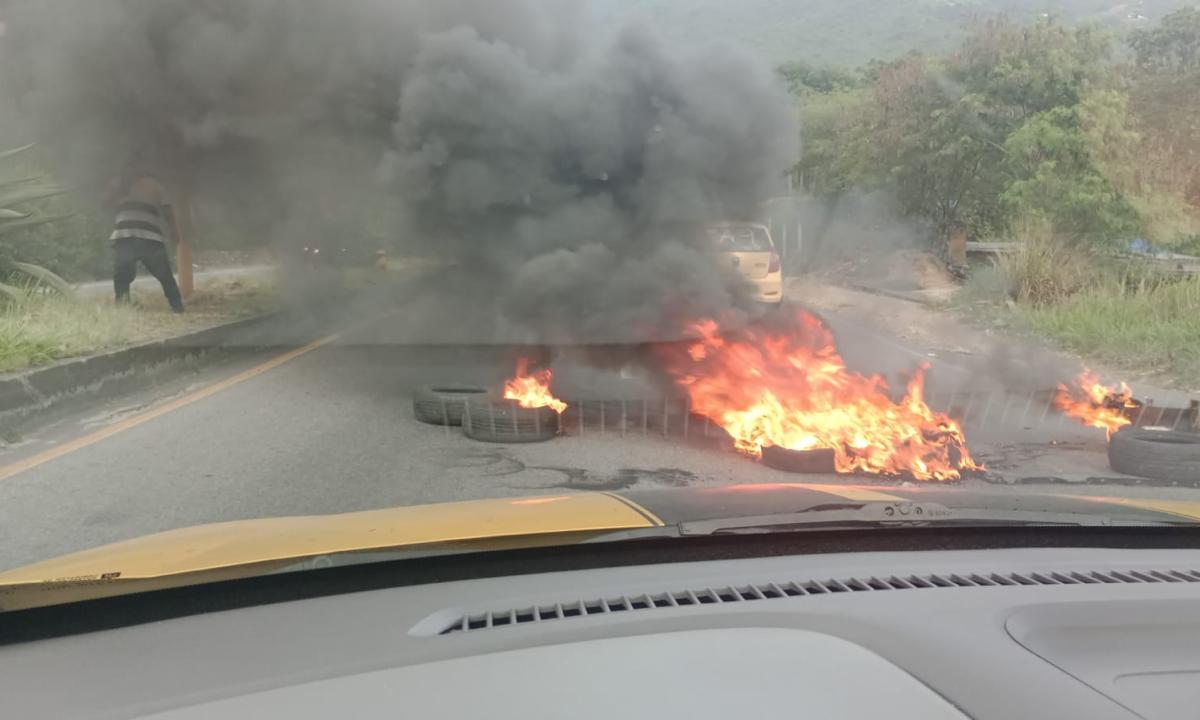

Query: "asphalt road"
(0, 281), (1182, 571)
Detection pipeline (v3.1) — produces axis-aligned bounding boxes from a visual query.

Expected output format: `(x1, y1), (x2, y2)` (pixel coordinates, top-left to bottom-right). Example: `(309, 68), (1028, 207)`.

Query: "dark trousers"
(113, 237), (184, 312)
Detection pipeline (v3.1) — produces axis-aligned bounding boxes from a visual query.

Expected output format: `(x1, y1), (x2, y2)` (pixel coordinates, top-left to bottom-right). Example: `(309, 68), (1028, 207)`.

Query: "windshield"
(1, 0), (1199, 606)
(708, 225), (774, 252)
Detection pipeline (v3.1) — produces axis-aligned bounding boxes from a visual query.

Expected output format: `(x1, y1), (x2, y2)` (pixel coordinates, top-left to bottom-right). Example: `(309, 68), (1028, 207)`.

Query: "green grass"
(0, 274), (279, 374)
(955, 226), (1200, 388)
(1020, 274), (1200, 385)
(0, 299), (136, 372)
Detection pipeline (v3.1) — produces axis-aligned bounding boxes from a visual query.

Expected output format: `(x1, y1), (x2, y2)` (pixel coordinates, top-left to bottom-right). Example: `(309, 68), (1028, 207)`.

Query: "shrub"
(0, 144), (78, 299)
(995, 221), (1099, 306)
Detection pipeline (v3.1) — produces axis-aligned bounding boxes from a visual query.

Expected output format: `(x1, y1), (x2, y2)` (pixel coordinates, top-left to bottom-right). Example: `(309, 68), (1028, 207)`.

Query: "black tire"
(412, 385), (490, 426)
(1108, 427), (1200, 481)
(462, 399), (560, 443)
(761, 445), (838, 474)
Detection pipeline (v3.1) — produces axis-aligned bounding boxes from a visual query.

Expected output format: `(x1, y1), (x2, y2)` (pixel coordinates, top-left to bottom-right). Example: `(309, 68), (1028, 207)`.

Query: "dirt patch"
(794, 276), (978, 355)
(819, 249), (958, 302)
(911, 251), (958, 292)
(790, 275), (1189, 409)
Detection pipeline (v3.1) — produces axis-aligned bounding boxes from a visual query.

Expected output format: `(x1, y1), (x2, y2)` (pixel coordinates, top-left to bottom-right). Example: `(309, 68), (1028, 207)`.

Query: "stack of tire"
(1108, 427), (1200, 482)
(412, 385), (559, 443)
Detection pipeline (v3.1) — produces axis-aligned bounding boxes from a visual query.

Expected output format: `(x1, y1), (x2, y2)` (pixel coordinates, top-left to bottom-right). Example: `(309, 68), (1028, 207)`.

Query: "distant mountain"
(588, 0), (1182, 65)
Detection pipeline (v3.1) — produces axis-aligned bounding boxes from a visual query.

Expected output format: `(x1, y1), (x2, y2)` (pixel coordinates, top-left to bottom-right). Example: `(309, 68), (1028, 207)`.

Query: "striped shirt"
(110, 177), (169, 244)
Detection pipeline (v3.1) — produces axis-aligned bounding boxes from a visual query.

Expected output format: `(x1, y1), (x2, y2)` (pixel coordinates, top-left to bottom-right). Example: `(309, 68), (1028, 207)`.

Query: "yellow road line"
(0, 334), (339, 483)
(1068, 495), (1200, 522)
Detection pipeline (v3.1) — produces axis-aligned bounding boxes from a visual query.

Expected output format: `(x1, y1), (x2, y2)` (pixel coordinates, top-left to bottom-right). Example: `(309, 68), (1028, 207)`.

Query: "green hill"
(589, 0), (1183, 65)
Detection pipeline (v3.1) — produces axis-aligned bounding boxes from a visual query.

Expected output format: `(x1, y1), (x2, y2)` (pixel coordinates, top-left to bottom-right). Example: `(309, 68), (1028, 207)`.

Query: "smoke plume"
(0, 0), (797, 342)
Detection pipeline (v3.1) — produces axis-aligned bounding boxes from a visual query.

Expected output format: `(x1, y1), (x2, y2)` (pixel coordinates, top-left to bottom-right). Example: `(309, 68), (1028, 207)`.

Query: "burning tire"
(462, 399), (560, 443)
(1108, 427), (1200, 481)
(760, 446), (838, 474)
(412, 385), (490, 426)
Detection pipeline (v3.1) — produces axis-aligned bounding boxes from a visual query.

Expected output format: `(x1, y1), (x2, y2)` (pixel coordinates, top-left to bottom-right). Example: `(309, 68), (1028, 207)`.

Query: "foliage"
(1125, 11), (1200, 240)
(1130, 7), (1200, 72)
(793, 89), (874, 194)
(994, 220), (1099, 305)
(796, 13), (1200, 249)
(0, 273), (278, 372)
(777, 61), (861, 96)
(1021, 271), (1200, 384)
(1002, 104), (1141, 243)
(1079, 88), (1199, 245)
(0, 145), (79, 300)
(0, 294), (135, 370)
(868, 55), (1010, 237)
(946, 17), (1112, 128)
(594, 0), (1164, 66)
(961, 222), (1200, 385)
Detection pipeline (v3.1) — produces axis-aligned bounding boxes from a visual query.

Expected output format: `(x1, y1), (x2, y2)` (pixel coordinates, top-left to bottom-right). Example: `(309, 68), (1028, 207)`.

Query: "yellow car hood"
(0, 492), (662, 611)
(6, 481), (1200, 613)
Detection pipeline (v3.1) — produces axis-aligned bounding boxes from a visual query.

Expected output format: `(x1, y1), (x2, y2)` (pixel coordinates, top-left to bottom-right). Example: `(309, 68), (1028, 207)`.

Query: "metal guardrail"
(967, 241), (1200, 275)
(965, 241), (1019, 256)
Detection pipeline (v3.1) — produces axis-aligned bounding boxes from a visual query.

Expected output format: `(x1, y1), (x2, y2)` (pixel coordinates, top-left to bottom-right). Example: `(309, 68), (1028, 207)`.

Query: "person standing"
(109, 171), (185, 313)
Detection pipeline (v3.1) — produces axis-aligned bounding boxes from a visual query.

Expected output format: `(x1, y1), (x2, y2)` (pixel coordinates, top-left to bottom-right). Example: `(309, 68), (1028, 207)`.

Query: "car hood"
(0, 493), (663, 611)
(2, 483), (1199, 611)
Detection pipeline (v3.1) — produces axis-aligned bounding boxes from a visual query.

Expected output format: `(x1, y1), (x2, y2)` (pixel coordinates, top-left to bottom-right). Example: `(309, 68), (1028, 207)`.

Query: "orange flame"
(659, 312), (979, 481)
(504, 358), (568, 414)
(1053, 370), (1136, 438)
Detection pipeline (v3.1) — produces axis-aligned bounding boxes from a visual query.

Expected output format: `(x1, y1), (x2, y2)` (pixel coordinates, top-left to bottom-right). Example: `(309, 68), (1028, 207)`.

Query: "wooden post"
(948, 223), (968, 268)
(175, 186), (194, 298)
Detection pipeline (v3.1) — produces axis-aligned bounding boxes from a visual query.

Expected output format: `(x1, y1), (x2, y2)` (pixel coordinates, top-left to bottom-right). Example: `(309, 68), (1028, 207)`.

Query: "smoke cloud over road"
(1, 0), (797, 342)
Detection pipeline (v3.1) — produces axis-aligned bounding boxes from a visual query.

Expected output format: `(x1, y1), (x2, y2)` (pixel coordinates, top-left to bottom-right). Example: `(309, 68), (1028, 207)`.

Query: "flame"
(504, 358), (568, 414)
(1053, 370), (1137, 437)
(658, 312), (979, 481)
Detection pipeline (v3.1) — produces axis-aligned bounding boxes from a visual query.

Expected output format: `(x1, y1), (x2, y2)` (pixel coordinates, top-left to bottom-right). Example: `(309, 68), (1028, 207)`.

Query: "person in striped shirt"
(109, 171), (185, 313)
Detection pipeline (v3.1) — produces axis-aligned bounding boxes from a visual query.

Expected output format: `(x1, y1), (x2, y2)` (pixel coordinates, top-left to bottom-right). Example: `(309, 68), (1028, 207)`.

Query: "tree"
(796, 52), (1010, 238)
(852, 53), (1010, 237)
(1002, 104), (1140, 243)
(794, 88), (873, 194)
(1130, 8), (1200, 73)
(777, 61), (860, 96)
(906, 92), (1010, 238)
(947, 16), (1112, 128)
(795, 16), (1126, 244)
(1126, 10), (1200, 231)
(1083, 88), (1199, 246)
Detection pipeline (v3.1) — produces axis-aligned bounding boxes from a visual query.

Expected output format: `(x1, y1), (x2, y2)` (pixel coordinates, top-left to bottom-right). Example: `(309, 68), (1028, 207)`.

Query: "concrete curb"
(0, 312), (284, 433)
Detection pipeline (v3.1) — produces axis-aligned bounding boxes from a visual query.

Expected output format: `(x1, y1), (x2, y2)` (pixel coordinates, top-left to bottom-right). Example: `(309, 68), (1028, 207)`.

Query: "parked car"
(705, 222), (783, 304)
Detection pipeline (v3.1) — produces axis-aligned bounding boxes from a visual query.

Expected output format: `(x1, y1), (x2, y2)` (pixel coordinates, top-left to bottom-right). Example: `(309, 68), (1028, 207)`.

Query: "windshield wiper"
(679, 500), (1191, 536)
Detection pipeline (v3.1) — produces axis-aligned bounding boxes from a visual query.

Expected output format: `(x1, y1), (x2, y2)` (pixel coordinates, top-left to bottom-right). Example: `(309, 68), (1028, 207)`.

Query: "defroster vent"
(417, 568), (1200, 636)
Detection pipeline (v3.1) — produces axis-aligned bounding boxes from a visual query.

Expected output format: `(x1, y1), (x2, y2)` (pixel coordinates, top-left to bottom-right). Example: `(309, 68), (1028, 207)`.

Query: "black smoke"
(0, 0), (797, 343)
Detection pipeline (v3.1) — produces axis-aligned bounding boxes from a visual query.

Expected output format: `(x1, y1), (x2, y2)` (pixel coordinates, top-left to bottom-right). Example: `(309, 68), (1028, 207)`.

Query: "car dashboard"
(4, 546), (1200, 719)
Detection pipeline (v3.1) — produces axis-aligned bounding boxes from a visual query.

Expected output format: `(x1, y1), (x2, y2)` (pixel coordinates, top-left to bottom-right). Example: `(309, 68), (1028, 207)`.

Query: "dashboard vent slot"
(425, 568), (1200, 636)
